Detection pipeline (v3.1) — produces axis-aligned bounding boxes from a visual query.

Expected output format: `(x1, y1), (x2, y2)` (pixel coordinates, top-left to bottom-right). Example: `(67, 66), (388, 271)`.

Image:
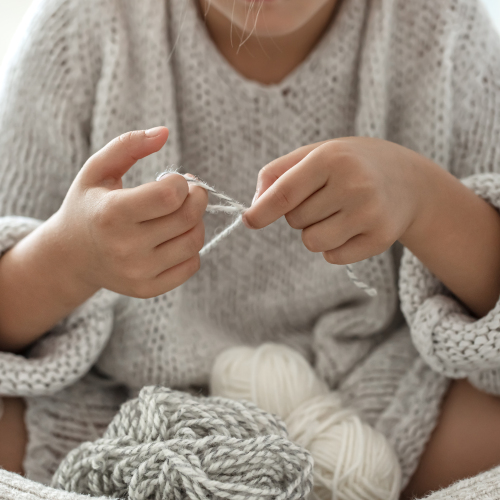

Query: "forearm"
(399, 158), (500, 318)
(0, 215), (98, 352)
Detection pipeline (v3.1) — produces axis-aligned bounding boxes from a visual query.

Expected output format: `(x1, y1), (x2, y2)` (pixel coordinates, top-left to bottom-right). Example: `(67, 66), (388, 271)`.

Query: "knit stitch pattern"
(1, 0), (500, 498)
(51, 387), (313, 500)
(400, 174), (500, 394)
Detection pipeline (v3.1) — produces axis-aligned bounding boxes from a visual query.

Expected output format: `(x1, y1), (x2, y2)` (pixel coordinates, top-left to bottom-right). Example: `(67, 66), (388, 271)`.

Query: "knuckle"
(259, 162), (277, 181)
(194, 222), (206, 251)
(322, 250), (339, 265)
(343, 165), (376, 198)
(312, 143), (335, 163)
(184, 227), (203, 256)
(186, 255), (201, 276)
(117, 131), (142, 161)
(94, 197), (117, 230)
(183, 200), (201, 226)
(117, 131), (133, 149)
(270, 184), (291, 210)
(160, 183), (182, 209)
(324, 249), (348, 265)
(301, 228), (321, 252)
(193, 185), (209, 212)
(285, 210), (304, 230)
(326, 139), (354, 157)
(111, 239), (132, 261)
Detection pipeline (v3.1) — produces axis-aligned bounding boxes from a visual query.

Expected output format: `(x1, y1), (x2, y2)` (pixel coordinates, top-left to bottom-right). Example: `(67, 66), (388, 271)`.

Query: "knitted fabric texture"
(0, 0), (500, 498)
(51, 387), (313, 500)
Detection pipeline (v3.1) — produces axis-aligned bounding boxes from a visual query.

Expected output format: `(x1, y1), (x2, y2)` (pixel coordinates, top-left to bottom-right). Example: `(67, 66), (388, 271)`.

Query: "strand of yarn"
(156, 171), (245, 257)
(52, 387), (314, 500)
(156, 169), (377, 295)
(210, 343), (402, 500)
(345, 267), (377, 297)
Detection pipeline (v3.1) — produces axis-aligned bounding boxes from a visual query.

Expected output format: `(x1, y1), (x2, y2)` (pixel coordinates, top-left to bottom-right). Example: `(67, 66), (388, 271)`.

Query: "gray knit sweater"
(1, 0), (500, 498)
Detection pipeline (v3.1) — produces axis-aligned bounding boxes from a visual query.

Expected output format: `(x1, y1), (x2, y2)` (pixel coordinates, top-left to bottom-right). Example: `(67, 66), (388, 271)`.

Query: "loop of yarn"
(52, 387), (314, 500)
(210, 343), (402, 500)
(156, 169), (377, 296)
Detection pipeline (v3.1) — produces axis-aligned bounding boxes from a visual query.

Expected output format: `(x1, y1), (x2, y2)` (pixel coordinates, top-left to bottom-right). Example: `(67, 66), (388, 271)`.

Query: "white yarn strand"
(156, 170), (377, 295)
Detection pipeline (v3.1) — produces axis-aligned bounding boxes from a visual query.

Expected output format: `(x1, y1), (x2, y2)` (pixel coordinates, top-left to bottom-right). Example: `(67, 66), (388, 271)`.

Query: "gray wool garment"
(1, 0), (500, 498)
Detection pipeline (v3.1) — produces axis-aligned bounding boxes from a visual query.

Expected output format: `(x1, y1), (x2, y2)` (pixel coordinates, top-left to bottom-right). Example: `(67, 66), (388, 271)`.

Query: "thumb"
(252, 140), (326, 205)
(80, 127), (169, 187)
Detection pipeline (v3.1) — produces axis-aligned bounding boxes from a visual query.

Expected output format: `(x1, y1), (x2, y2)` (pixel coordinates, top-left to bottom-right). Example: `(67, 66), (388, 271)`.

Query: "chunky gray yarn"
(51, 387), (313, 500)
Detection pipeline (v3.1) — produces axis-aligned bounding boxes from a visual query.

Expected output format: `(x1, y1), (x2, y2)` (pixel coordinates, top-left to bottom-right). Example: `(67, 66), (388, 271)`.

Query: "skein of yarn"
(210, 343), (402, 500)
(210, 344), (329, 420)
(52, 387), (314, 500)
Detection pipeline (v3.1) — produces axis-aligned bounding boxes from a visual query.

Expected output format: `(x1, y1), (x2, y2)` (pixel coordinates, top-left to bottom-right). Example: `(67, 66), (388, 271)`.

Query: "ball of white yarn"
(210, 343), (328, 420)
(211, 343), (401, 500)
(286, 395), (401, 500)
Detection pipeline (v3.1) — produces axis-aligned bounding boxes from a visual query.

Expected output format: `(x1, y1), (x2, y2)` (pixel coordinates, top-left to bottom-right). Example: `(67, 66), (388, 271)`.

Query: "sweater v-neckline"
(179, 0), (358, 99)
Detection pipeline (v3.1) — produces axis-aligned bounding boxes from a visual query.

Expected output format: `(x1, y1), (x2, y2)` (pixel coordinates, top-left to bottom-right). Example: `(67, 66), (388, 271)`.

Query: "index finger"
(252, 141), (329, 203)
(243, 145), (330, 230)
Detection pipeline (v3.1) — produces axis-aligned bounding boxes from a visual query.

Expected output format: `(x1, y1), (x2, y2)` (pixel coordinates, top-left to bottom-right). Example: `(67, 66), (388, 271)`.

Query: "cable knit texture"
(1, 0), (500, 498)
(51, 387), (314, 500)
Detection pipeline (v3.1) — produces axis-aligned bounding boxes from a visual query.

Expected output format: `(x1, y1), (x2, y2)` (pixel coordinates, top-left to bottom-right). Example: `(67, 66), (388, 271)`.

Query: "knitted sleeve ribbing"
(0, 0), (116, 397)
(399, 0), (500, 395)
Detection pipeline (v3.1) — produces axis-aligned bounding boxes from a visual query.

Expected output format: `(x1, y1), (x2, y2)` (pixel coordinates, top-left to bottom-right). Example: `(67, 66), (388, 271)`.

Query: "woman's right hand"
(0, 127), (207, 351)
(52, 127), (208, 299)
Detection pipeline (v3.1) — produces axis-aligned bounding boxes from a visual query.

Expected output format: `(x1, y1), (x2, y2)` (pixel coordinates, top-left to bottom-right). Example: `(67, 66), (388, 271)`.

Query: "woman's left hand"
(243, 137), (430, 264)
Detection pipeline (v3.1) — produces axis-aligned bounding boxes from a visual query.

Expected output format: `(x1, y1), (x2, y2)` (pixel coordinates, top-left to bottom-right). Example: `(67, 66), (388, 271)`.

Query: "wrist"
(0, 215), (100, 351)
(398, 155), (444, 251)
(41, 212), (101, 305)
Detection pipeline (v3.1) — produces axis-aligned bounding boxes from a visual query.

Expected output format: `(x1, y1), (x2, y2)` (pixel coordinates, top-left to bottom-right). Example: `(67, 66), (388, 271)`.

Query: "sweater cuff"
(0, 216), (119, 397)
(416, 465), (500, 500)
(399, 174), (500, 392)
(0, 469), (116, 500)
(0, 216), (42, 256)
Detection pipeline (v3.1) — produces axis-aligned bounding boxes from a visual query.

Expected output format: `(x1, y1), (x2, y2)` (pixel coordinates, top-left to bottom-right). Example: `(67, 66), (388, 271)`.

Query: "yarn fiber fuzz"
(211, 343), (402, 500)
(51, 386), (313, 500)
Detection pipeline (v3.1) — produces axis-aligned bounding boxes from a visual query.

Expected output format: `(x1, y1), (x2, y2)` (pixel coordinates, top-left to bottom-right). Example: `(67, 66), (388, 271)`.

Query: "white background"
(1, 0), (500, 64)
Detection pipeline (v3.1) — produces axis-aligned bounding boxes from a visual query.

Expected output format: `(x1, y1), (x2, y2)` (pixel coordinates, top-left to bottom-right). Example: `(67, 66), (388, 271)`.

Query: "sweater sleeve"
(399, 0), (500, 395)
(0, 0), (116, 397)
(0, 469), (117, 500)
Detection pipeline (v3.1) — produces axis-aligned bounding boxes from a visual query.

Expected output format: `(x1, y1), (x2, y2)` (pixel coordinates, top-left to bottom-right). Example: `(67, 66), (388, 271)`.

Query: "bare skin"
(200, 0), (340, 84)
(1, 0), (500, 491)
(402, 379), (500, 498)
(0, 398), (26, 474)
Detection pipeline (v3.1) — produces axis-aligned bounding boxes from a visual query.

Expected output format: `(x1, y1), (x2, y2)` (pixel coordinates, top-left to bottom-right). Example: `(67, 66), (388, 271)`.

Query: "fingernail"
(145, 126), (164, 138)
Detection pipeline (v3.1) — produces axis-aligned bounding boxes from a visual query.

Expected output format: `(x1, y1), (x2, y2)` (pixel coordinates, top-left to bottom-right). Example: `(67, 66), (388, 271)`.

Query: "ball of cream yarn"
(210, 343), (402, 500)
(210, 343), (328, 420)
